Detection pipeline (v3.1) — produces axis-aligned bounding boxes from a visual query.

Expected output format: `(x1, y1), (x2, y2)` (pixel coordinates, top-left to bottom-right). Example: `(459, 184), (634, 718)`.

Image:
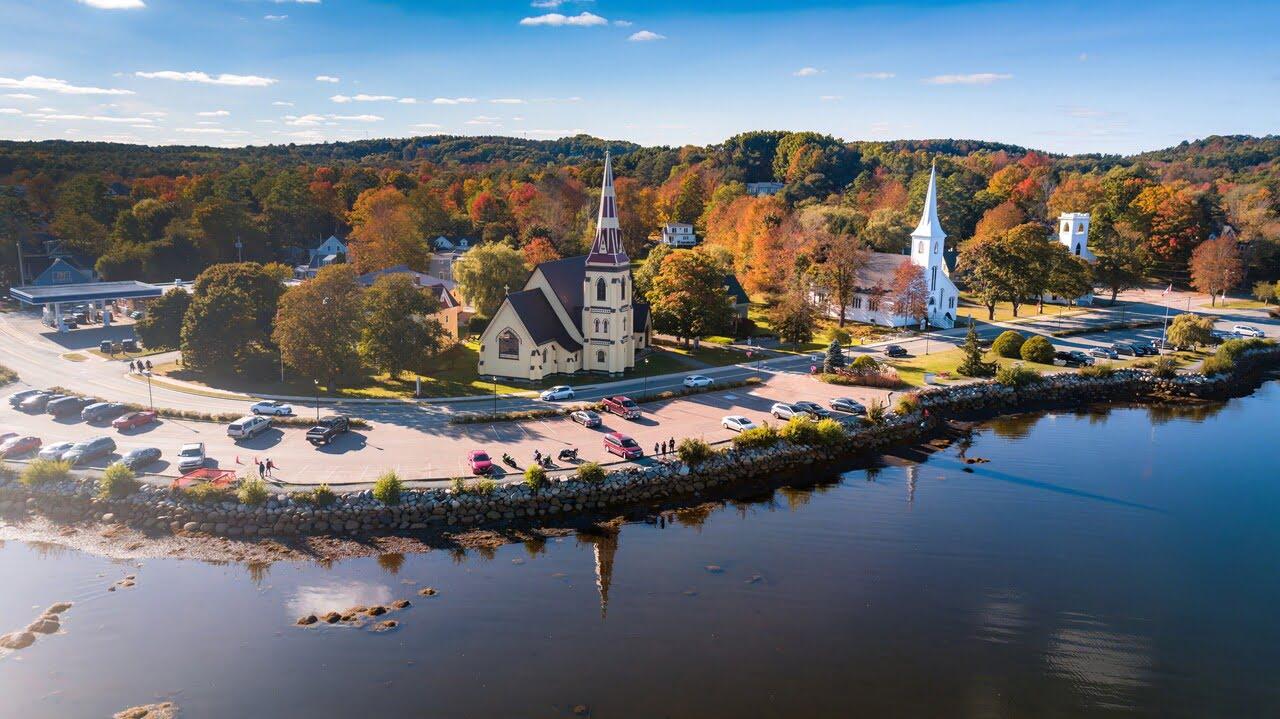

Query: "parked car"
(682, 375), (713, 389)
(82, 402), (128, 423)
(1054, 350), (1093, 367)
(570, 410), (602, 428)
(467, 450), (494, 475)
(1233, 324), (1265, 338)
(770, 402), (813, 421)
(122, 338), (138, 353)
(1089, 346), (1119, 359)
(99, 340), (114, 353)
(792, 400), (831, 418)
(1111, 342), (1137, 356)
(129, 310), (144, 320)
(19, 392), (57, 412)
(176, 442), (206, 472)
(47, 396), (92, 418)
(540, 385), (575, 401)
(113, 410), (158, 431)
(601, 395), (641, 420)
(119, 447), (162, 472)
(1131, 342), (1153, 356)
(250, 400), (294, 416)
(227, 415), (272, 441)
(62, 436), (117, 466)
(306, 416), (350, 446)
(883, 344), (908, 358)
(38, 441), (75, 461)
(0, 435), (41, 458)
(829, 397), (866, 414)
(603, 431), (643, 460)
(7, 388), (45, 407)
(721, 415), (758, 433)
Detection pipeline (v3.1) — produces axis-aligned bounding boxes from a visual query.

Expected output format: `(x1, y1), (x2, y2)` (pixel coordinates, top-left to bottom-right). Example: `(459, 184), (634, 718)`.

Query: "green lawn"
(958, 294), (1088, 325)
(885, 347), (1060, 387)
(1200, 299), (1270, 310)
(87, 346), (171, 361)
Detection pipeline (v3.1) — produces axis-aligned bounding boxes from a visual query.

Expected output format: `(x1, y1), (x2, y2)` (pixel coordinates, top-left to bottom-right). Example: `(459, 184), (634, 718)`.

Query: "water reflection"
(988, 412), (1043, 439)
(286, 580), (393, 617)
(1045, 614), (1152, 710)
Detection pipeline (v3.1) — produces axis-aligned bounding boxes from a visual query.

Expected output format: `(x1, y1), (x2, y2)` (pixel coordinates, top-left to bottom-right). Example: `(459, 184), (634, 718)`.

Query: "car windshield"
(179, 446), (201, 457)
(473, 453), (489, 462)
(620, 399), (637, 408)
(620, 438), (638, 448)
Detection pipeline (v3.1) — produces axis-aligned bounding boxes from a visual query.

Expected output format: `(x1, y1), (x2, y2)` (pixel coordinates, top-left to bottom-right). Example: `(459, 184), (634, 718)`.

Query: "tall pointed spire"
(912, 160), (947, 240)
(586, 151), (629, 266)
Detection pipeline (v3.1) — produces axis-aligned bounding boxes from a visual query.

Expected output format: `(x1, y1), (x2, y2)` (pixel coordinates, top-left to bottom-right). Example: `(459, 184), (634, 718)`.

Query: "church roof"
(911, 162), (947, 241)
(723, 274), (750, 305)
(633, 302), (650, 331)
(854, 252), (912, 293)
(537, 255), (588, 328)
(506, 289), (582, 352)
(586, 152), (629, 267)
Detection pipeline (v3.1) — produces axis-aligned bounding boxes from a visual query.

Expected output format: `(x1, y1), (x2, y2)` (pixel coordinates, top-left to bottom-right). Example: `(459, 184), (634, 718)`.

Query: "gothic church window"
(497, 329), (519, 359)
(596, 278), (607, 302)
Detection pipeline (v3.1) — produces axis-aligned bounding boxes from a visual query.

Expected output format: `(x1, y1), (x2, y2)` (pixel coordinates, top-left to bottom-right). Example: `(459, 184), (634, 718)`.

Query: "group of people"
(127, 359), (153, 373)
(653, 437), (677, 459)
(255, 457), (277, 479)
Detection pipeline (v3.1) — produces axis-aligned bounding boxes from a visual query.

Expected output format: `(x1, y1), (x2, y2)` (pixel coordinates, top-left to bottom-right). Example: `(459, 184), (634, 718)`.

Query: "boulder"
(0, 631), (35, 650)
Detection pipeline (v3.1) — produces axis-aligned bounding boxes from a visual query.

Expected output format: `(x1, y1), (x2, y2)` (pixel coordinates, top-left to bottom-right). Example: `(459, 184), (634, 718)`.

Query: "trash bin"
(99, 340), (113, 353)
(122, 338), (138, 352)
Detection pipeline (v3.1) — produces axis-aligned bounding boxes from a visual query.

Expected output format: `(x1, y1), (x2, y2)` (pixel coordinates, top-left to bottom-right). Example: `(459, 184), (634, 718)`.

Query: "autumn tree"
(1046, 251), (1094, 307)
(668, 173), (707, 226)
(134, 288), (190, 351)
(451, 241), (528, 317)
(348, 186), (428, 273)
(359, 273), (446, 378)
(809, 231), (869, 327)
(1189, 233), (1244, 305)
(1130, 180), (1216, 262)
(958, 235), (1021, 320)
(890, 262), (929, 326)
(646, 249), (734, 344)
(521, 237), (561, 269)
(769, 287), (817, 347)
(1090, 220), (1152, 304)
(273, 264), (365, 387)
(632, 242), (670, 299)
(972, 200), (1026, 243)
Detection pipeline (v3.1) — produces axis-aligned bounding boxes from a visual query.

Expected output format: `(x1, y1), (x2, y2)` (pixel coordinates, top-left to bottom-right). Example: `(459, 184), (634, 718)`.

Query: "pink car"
(468, 450), (494, 475)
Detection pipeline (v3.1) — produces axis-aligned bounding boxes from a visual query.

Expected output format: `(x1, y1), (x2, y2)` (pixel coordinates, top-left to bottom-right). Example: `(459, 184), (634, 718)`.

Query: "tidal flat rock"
(296, 615), (318, 626)
(418, 587), (438, 597)
(113, 701), (179, 719)
(321, 611), (342, 624)
(27, 617), (59, 634)
(0, 631), (36, 650)
(46, 602), (73, 614)
(391, 599), (411, 610)
(365, 605), (388, 617)
(373, 619), (398, 632)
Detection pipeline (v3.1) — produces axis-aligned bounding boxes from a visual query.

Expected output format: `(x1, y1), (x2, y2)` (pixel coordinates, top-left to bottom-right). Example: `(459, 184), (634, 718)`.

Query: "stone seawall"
(3, 347), (1277, 540)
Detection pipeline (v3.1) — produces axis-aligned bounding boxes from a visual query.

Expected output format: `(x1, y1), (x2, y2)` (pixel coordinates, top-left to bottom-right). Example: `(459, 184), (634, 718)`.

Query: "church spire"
(586, 151), (629, 266)
(912, 161), (947, 240)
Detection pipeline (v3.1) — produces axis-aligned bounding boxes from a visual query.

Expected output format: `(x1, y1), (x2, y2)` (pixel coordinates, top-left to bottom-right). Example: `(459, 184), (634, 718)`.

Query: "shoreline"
(2, 348), (1277, 566)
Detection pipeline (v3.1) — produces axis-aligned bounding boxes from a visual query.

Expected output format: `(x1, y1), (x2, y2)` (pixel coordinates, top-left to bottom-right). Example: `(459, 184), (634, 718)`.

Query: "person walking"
(668, 437), (675, 456)
(654, 442), (660, 457)
(257, 459), (265, 479)
(265, 458), (275, 478)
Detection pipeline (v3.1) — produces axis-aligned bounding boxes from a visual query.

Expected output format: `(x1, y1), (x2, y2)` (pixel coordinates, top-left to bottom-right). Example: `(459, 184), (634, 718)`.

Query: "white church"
(1044, 212), (1096, 305)
(813, 163), (960, 329)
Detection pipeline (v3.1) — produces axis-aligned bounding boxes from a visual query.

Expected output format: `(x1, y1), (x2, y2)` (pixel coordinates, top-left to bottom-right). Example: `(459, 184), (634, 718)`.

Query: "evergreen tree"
(956, 318), (996, 377)
(822, 338), (846, 374)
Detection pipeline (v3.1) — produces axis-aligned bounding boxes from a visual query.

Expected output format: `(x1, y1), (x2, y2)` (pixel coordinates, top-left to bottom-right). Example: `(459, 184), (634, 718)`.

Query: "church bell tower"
(582, 152), (634, 374)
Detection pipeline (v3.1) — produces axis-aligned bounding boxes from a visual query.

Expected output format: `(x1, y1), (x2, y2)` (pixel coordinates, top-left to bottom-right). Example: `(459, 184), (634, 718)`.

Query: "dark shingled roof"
(537, 255), (588, 332)
(506, 289), (582, 353)
(723, 274), (750, 305)
(633, 303), (650, 332)
(854, 252), (912, 293)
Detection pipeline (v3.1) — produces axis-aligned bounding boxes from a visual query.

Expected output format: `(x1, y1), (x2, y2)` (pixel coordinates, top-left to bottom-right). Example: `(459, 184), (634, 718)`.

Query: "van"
(227, 415), (271, 441)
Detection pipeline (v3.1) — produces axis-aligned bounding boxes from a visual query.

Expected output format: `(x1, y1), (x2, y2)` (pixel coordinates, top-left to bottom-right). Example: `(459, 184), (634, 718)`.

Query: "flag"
(1161, 283), (1173, 296)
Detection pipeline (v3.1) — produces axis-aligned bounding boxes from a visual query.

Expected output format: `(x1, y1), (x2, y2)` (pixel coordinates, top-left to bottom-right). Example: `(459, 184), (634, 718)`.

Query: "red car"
(0, 435), (41, 458)
(467, 450), (494, 475)
(603, 432), (643, 460)
(113, 410), (158, 431)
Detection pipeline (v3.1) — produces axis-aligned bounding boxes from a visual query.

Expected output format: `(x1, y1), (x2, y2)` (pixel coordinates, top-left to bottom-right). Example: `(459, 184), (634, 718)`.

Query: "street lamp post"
(145, 370), (153, 411)
(313, 379), (320, 422)
(642, 356), (650, 400)
(491, 376), (498, 416)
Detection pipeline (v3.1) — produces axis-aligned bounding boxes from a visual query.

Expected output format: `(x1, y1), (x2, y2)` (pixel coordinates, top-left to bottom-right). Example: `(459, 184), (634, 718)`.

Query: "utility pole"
(235, 235), (243, 263)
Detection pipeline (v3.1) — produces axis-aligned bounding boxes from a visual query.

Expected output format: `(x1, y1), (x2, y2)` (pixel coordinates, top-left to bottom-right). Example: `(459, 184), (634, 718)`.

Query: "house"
(476, 153), (651, 380)
(746, 182), (784, 197)
(660, 223), (698, 248)
(356, 265), (465, 341)
(813, 163), (959, 329)
(432, 236), (473, 252)
(1045, 212), (1095, 306)
(724, 274), (750, 318)
(294, 235), (348, 279)
(31, 257), (96, 286)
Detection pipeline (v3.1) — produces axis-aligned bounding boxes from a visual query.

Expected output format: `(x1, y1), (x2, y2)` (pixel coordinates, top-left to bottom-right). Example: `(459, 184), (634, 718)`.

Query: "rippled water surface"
(3, 384), (1279, 718)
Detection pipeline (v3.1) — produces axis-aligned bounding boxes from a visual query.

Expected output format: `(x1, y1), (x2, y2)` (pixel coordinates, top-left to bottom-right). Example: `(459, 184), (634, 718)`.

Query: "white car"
(770, 402), (811, 420)
(251, 400), (294, 416)
(227, 415), (271, 441)
(721, 415), (758, 433)
(540, 385), (575, 401)
(683, 375), (713, 389)
(1232, 324), (1265, 338)
(176, 442), (206, 472)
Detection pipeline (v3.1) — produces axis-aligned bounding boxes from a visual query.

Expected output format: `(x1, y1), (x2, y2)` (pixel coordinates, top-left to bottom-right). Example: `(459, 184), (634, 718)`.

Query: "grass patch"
(61, 353), (89, 362)
(957, 294), (1087, 324)
(299, 484), (337, 507)
(576, 461), (606, 483)
(20, 459), (72, 487)
(183, 482), (233, 504)
(1049, 319), (1162, 338)
(883, 347), (1062, 387)
(1200, 299), (1269, 310)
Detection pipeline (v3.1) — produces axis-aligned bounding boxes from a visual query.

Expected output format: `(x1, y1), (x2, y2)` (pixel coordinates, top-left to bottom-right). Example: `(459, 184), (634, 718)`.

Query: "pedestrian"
(668, 437), (675, 455)
(145, 359), (152, 372)
(257, 460), (265, 479)
(128, 360), (137, 373)
(653, 442), (659, 457)
(265, 458), (275, 478)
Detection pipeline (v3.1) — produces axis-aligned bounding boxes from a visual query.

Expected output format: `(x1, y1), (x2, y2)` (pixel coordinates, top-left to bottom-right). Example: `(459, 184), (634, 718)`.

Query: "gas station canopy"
(9, 281), (169, 306)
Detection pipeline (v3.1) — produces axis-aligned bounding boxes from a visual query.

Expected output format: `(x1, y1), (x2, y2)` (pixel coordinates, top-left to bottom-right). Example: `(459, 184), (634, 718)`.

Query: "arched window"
(1062, 221), (1070, 232)
(603, 319), (609, 333)
(596, 278), (606, 302)
(497, 329), (519, 359)
(593, 318), (600, 333)
(596, 350), (606, 364)
(1075, 244), (1081, 256)
(948, 296), (956, 308)
(933, 242), (939, 255)
(930, 266), (937, 291)
(917, 241), (926, 254)
(621, 278), (627, 301)
(1076, 223), (1084, 232)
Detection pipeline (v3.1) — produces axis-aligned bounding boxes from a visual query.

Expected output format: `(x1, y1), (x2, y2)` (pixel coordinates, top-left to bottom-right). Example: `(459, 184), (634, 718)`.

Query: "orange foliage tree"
(347, 186), (427, 273)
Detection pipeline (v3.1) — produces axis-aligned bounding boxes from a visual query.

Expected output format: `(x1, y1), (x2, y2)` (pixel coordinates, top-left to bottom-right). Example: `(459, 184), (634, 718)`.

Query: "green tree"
(1253, 280), (1277, 305)
(272, 265), (365, 387)
(669, 173), (707, 226)
(956, 319), (996, 377)
(632, 242), (671, 299)
(1090, 220), (1152, 305)
(191, 263), (285, 335)
(822, 339), (845, 374)
(1019, 335), (1054, 364)
(134, 288), (191, 350)
(1165, 313), (1214, 349)
(646, 249), (734, 344)
(769, 287), (817, 347)
(451, 241), (528, 317)
(809, 231), (870, 327)
(1046, 250), (1094, 307)
(180, 287), (256, 372)
(359, 273), (446, 378)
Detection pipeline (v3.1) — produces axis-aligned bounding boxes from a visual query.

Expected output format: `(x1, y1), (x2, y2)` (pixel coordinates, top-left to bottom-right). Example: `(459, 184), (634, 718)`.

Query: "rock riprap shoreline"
(2, 349), (1277, 544)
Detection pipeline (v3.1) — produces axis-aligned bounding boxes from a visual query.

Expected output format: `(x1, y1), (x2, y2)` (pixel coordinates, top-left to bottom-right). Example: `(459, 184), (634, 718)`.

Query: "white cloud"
(628, 30), (665, 42)
(331, 93), (396, 103)
(175, 127), (249, 135)
(519, 12), (608, 27)
(271, 101), (295, 107)
(197, 109), (230, 117)
(264, 14), (287, 21)
(432, 97), (477, 105)
(283, 114), (325, 126)
(465, 115), (501, 126)
(0, 75), (133, 95)
(140, 111), (167, 117)
(613, 19), (632, 27)
(489, 98), (525, 105)
(2, 93), (37, 100)
(76, 0), (145, 9)
(26, 112), (156, 124)
(0, 108), (21, 115)
(413, 123), (441, 129)
(925, 72), (1012, 85)
(397, 97), (417, 104)
(819, 95), (842, 101)
(315, 75), (340, 83)
(136, 70), (277, 87)
(330, 114), (382, 122)
(793, 67), (821, 77)
(856, 72), (895, 80)
(531, 0), (589, 7)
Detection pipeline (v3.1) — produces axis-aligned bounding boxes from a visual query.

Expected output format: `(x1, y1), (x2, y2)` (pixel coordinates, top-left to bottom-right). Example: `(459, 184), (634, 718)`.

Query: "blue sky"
(0, 0), (1276, 154)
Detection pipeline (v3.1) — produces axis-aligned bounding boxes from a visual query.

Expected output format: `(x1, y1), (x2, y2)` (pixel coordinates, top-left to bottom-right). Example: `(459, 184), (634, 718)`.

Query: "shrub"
(0, 364), (17, 387)
(894, 393), (921, 415)
(849, 354), (880, 372)
(992, 330), (1026, 358)
(677, 437), (714, 465)
(304, 484), (337, 507)
(98, 463), (139, 499)
(373, 471), (403, 505)
(183, 482), (232, 503)
(1166, 313), (1214, 349)
(779, 415), (820, 444)
(1147, 355), (1179, 379)
(1020, 335), (1055, 364)
(450, 477), (466, 494)
(472, 478), (498, 495)
(237, 477), (269, 506)
(732, 423), (780, 450)
(822, 339), (846, 374)
(1079, 363), (1117, 378)
(996, 364), (1042, 387)
(1202, 337), (1272, 375)
(865, 400), (887, 425)
(524, 464), (547, 491)
(576, 461), (606, 483)
(20, 459), (71, 487)
(814, 418), (847, 446)
(827, 327), (852, 346)
(822, 365), (908, 389)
